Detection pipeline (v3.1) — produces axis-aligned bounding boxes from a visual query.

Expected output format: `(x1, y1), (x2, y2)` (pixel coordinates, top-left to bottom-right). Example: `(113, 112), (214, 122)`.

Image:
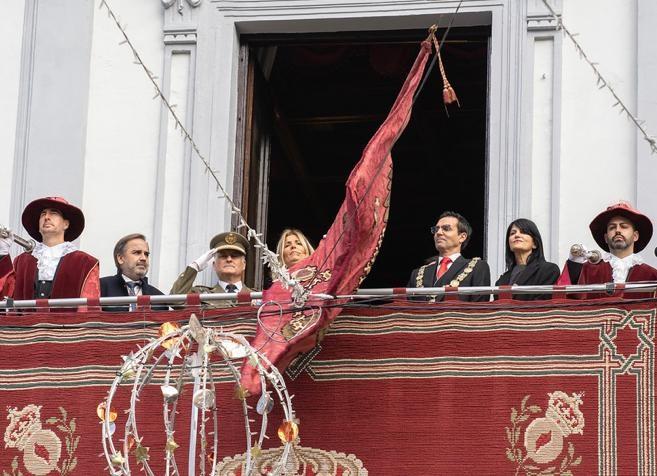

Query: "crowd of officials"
(1, 196), (656, 311)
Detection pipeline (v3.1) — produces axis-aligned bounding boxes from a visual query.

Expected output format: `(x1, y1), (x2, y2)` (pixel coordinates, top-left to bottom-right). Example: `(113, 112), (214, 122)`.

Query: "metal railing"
(1, 282), (656, 309)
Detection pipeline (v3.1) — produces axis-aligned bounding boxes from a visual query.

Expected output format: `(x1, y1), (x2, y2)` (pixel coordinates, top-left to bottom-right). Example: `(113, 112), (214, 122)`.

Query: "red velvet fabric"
(12, 251), (99, 301)
(136, 294), (151, 311)
(556, 262), (572, 285)
(0, 255), (14, 297)
(579, 261), (657, 299)
(240, 40), (433, 395)
(1, 300), (655, 475)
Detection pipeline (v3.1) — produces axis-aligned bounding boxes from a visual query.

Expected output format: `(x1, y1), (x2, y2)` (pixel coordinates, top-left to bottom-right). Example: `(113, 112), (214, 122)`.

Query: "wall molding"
(10, 0), (95, 242)
(164, 29), (198, 44)
(636, 0), (657, 266)
(151, 7), (199, 286)
(526, 14), (558, 31)
(10, 0), (39, 235)
(162, 0), (202, 14)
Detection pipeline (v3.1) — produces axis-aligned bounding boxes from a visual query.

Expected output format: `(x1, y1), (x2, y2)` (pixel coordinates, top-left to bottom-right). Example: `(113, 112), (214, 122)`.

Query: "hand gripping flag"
(240, 40), (433, 396)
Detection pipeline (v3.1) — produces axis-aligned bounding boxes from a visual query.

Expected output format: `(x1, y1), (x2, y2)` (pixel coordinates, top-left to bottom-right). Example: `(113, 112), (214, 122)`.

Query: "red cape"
(579, 260), (657, 299)
(1, 251), (100, 307)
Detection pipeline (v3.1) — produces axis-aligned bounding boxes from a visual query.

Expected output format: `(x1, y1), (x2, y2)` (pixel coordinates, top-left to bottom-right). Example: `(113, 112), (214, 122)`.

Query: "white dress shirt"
(218, 280), (243, 292)
(438, 252), (462, 271)
(122, 274), (143, 295)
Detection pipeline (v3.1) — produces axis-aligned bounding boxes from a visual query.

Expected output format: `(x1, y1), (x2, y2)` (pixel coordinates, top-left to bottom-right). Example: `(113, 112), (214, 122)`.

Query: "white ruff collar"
(601, 252), (643, 283)
(31, 242), (78, 281)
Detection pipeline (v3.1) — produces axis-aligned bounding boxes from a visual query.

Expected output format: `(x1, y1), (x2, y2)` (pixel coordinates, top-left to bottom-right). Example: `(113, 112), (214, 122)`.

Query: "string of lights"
(541, 0), (657, 154)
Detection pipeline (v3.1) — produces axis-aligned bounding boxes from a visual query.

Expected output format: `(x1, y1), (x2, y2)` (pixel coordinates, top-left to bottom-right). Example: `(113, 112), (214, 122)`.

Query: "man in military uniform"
(407, 211), (490, 302)
(170, 232), (252, 306)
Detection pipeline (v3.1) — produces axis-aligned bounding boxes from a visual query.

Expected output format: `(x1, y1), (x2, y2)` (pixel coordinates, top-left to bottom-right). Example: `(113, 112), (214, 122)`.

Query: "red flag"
(239, 40), (433, 395)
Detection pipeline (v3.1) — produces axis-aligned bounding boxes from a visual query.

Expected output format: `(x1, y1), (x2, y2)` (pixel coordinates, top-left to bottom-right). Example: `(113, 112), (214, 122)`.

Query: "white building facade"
(1, 0), (656, 290)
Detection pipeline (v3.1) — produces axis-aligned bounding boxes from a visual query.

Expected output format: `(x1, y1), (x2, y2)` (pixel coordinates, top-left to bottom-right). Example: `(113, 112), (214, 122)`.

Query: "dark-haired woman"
(495, 218), (560, 300)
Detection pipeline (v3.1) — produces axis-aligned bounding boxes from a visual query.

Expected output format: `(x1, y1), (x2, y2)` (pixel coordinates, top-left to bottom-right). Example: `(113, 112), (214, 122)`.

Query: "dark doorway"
(236, 28), (490, 289)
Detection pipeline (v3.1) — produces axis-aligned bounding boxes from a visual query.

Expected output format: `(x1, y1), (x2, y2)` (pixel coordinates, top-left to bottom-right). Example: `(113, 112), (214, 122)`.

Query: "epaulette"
(191, 285), (213, 293)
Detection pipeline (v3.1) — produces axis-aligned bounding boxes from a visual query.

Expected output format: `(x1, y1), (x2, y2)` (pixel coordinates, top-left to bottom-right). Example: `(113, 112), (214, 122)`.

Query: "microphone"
(570, 244), (602, 264)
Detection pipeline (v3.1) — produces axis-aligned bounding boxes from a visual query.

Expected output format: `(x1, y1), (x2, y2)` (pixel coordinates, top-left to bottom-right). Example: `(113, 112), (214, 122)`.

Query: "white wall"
(82, 0), (164, 279)
(0, 1), (25, 225)
(558, 0), (639, 263)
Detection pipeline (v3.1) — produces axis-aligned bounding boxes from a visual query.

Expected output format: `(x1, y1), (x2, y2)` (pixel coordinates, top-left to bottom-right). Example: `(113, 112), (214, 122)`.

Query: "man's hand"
(0, 232), (14, 255)
(191, 248), (219, 272)
(568, 245), (589, 264)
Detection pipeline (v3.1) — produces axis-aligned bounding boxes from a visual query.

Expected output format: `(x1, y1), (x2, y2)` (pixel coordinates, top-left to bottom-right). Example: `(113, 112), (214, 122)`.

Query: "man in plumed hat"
(564, 201), (657, 295)
(170, 232), (253, 306)
(0, 196), (99, 302)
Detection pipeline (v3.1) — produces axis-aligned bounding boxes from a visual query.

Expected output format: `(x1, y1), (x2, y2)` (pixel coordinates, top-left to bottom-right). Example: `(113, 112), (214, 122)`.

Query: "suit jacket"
(495, 260), (560, 301)
(407, 255), (491, 302)
(169, 266), (253, 308)
(100, 272), (168, 312)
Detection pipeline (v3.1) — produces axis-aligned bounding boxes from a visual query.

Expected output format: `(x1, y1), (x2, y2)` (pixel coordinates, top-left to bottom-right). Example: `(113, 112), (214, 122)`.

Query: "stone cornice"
(161, 0), (202, 14)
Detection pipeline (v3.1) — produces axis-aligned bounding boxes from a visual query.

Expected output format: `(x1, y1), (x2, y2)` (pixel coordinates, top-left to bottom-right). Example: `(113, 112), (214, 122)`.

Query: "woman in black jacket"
(495, 218), (560, 300)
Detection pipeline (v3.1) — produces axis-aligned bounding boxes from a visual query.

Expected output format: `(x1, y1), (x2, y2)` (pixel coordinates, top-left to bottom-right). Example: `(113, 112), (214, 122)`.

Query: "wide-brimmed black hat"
(21, 196), (85, 242)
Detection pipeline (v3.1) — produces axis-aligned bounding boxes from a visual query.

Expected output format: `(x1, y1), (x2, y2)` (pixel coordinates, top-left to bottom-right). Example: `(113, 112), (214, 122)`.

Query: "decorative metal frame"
(101, 315), (295, 476)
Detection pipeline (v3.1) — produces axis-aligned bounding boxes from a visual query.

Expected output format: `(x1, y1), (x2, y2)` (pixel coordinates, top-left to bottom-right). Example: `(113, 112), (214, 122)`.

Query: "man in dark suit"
(408, 211), (490, 302)
(100, 233), (167, 311)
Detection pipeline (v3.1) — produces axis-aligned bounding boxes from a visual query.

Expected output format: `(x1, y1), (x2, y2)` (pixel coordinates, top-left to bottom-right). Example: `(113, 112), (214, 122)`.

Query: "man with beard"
(567, 202), (657, 297)
(100, 234), (168, 312)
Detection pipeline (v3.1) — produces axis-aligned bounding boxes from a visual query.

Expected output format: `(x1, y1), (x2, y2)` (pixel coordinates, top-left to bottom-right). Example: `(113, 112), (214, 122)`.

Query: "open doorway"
(235, 27), (490, 289)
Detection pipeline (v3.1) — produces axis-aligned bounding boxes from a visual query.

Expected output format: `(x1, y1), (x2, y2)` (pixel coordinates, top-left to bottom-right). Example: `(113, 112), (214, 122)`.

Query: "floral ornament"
(506, 392), (584, 476)
(3, 406), (78, 476)
(217, 440), (369, 476)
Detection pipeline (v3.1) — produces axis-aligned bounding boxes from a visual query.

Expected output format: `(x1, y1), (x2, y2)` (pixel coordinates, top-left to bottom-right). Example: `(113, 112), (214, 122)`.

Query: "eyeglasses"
(430, 225), (454, 234)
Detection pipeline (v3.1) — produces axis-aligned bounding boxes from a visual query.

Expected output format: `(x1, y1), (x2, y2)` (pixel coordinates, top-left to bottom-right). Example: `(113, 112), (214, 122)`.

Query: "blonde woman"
(275, 228), (315, 268)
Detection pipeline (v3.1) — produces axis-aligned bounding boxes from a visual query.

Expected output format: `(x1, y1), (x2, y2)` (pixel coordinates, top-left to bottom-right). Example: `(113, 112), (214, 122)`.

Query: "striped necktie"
(126, 281), (139, 311)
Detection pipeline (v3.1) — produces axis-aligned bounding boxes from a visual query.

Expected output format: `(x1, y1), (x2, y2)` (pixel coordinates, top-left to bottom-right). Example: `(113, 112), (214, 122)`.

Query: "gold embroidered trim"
(218, 443), (368, 475)
(282, 308), (322, 341)
(415, 262), (435, 288)
(449, 257), (481, 288)
(415, 258), (481, 301)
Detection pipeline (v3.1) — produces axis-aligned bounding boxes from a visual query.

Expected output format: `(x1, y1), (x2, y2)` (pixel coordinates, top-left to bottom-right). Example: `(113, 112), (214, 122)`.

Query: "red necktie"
(436, 257), (452, 280)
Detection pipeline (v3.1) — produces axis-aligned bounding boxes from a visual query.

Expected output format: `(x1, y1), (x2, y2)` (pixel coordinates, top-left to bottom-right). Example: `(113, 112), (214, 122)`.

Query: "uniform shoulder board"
(191, 285), (213, 293)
